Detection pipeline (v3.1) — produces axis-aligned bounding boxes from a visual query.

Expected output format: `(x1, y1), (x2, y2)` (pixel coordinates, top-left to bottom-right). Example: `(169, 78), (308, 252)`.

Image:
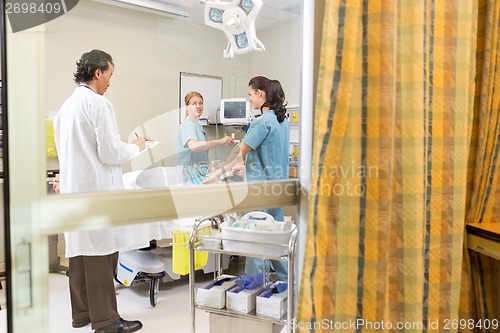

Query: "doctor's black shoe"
(94, 318), (143, 333)
(72, 317), (90, 328)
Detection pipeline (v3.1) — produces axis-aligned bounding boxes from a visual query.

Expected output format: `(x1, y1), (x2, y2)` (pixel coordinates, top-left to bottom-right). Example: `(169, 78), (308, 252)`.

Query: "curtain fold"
(297, 0), (487, 332)
(460, 0), (500, 331)
(466, 0), (500, 224)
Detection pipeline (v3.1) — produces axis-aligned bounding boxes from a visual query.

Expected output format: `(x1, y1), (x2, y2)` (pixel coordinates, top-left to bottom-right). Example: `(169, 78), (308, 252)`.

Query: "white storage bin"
(220, 212), (295, 257)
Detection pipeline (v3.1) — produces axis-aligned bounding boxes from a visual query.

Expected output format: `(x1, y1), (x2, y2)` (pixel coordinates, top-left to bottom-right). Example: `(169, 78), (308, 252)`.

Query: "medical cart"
(188, 215), (297, 333)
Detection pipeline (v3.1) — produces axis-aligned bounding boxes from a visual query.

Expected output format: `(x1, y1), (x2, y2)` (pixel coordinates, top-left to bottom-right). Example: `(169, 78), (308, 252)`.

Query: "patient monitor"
(219, 98), (250, 125)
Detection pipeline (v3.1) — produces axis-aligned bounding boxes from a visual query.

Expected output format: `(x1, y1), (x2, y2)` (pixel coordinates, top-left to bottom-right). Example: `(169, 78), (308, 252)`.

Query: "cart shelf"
(195, 304), (289, 324)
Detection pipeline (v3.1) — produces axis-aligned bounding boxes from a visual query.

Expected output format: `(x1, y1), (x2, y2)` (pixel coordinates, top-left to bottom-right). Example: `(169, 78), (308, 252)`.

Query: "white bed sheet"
(123, 167), (197, 240)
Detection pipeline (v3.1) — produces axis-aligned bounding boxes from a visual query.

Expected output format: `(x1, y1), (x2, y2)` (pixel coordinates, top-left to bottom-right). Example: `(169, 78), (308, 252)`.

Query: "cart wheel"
(149, 278), (159, 307)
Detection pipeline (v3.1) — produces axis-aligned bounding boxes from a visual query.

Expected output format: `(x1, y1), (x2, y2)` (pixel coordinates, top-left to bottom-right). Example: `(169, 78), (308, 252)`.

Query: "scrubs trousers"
(69, 252), (121, 330)
(244, 207), (288, 281)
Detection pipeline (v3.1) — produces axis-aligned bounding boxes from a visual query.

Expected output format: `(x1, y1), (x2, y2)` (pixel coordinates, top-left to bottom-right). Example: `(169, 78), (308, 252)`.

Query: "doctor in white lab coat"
(54, 49), (146, 333)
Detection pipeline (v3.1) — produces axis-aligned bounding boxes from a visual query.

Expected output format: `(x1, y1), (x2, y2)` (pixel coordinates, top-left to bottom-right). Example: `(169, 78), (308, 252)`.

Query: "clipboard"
(134, 141), (160, 158)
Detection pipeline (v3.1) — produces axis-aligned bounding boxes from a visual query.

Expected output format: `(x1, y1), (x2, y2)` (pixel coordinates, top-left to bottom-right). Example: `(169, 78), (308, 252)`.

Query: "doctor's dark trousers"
(69, 252), (121, 330)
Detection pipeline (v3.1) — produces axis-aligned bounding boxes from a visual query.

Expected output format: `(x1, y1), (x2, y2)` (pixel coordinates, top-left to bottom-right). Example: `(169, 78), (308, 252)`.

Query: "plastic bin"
(220, 222), (295, 257)
(172, 224), (211, 275)
(46, 119), (57, 157)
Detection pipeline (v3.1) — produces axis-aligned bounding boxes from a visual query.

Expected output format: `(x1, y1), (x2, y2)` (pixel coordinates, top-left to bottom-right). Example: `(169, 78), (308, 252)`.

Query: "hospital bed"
(117, 166), (230, 307)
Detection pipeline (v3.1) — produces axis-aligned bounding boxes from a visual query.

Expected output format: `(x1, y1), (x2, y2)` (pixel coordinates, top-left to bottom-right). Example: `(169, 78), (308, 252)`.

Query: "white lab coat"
(54, 86), (151, 258)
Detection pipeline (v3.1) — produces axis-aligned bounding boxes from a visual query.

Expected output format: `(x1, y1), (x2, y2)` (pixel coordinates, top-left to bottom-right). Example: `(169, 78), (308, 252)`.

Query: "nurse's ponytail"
(265, 80), (287, 123)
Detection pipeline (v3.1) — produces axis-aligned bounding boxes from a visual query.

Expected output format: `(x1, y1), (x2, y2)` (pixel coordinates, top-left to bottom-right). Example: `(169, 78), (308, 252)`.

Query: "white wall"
(43, 1), (301, 167)
(245, 19), (302, 107)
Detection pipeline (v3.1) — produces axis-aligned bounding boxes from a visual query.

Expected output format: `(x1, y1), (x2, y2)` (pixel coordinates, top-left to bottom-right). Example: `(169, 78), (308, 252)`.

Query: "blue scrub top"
(176, 117), (208, 166)
(242, 110), (290, 182)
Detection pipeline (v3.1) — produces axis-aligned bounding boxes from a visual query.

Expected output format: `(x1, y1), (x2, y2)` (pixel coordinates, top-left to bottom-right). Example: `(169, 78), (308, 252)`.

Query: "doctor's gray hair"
(73, 50), (114, 84)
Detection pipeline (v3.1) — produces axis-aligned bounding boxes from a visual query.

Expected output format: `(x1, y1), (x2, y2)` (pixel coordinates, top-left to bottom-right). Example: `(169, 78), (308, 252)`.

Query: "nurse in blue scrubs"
(176, 91), (234, 166)
(241, 76), (290, 281)
(202, 77), (290, 280)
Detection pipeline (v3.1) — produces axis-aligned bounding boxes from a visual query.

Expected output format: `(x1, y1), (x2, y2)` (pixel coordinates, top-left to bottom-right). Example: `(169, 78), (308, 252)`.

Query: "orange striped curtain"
(297, 0), (481, 332)
(460, 0), (500, 330)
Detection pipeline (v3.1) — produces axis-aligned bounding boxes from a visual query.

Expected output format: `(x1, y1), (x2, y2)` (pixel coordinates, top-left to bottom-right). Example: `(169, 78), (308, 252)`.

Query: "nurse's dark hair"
(248, 76), (287, 123)
(73, 50), (114, 84)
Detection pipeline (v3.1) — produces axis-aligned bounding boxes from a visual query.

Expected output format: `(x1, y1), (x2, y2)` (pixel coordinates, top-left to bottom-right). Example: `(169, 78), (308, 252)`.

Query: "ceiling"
(124, 0), (303, 30)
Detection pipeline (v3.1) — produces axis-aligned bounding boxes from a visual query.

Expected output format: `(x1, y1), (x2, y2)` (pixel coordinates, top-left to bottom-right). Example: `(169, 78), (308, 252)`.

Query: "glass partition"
(4, 1), (305, 332)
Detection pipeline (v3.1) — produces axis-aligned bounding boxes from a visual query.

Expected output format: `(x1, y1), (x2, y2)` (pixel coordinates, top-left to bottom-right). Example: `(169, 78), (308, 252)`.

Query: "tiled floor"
(0, 257), (286, 333)
(48, 270), (214, 333)
(1, 272), (213, 333)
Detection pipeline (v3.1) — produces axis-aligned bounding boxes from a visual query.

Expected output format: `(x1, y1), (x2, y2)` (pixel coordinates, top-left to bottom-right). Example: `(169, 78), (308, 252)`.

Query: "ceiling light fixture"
(109, 0), (191, 18)
(200, 0), (265, 59)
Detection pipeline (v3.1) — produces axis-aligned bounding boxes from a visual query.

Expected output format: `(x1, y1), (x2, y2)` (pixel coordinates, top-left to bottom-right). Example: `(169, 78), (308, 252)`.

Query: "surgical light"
(209, 8), (223, 22)
(240, 0), (253, 12)
(236, 33), (248, 48)
(200, 0), (265, 59)
(108, 0), (191, 17)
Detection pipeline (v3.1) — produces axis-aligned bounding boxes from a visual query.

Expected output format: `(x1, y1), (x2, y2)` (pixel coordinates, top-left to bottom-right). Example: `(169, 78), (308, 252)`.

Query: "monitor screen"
(224, 101), (247, 119)
(220, 98), (250, 124)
